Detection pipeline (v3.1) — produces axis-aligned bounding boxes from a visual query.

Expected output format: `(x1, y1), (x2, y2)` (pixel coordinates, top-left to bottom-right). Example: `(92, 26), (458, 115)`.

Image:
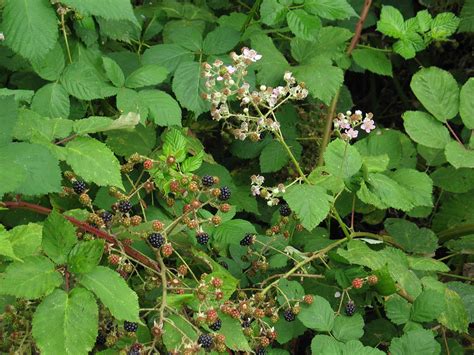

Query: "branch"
(2, 200), (160, 272)
(347, 0), (374, 56)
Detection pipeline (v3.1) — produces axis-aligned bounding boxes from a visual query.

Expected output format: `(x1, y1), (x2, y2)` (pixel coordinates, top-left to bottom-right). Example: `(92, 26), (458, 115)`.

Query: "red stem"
(347, 0), (373, 55)
(2, 200), (160, 272)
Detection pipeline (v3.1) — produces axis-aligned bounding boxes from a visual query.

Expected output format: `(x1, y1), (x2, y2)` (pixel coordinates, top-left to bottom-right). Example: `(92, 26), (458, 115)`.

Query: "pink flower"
(345, 128), (359, 140)
(242, 48), (262, 62)
(361, 118), (376, 133)
(226, 65), (236, 74)
(251, 185), (261, 196)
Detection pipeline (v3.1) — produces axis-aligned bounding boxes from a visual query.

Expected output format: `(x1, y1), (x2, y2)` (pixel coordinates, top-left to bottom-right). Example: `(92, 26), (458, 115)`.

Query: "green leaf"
(7, 223), (43, 259)
(431, 12), (460, 39)
(340, 341), (385, 355)
(32, 288), (98, 355)
(431, 166), (474, 193)
(352, 48), (393, 77)
(30, 42), (65, 81)
(286, 10), (321, 41)
(203, 26), (240, 55)
(66, 137), (123, 189)
(304, 0), (357, 20)
(376, 6), (405, 38)
(219, 314), (251, 351)
(416, 10), (433, 32)
(60, 0), (138, 25)
(459, 0), (474, 33)
(276, 280), (305, 306)
(384, 218), (438, 254)
(251, 34), (290, 86)
(172, 61), (209, 116)
(337, 240), (386, 270)
(298, 295), (335, 331)
(460, 78), (474, 129)
(445, 141), (474, 169)
(164, 20), (203, 51)
(0, 231), (21, 261)
(293, 56), (344, 104)
(332, 314), (364, 342)
(181, 151), (204, 173)
(14, 109), (72, 142)
(31, 83), (70, 119)
(285, 184), (331, 231)
(260, 140), (289, 172)
(163, 128), (187, 160)
(408, 256), (449, 272)
(142, 44), (194, 73)
(79, 266), (139, 321)
(0, 95), (18, 147)
(374, 266), (397, 295)
(260, 0), (288, 26)
(324, 139), (362, 179)
(0, 142), (61, 195)
(163, 314), (197, 351)
(392, 34), (424, 59)
(106, 124), (156, 156)
(410, 67), (459, 122)
(68, 240), (104, 274)
(43, 210), (77, 265)
(0, 256), (62, 299)
(139, 90), (182, 126)
(213, 219), (257, 250)
(447, 282), (474, 323)
(73, 113), (139, 135)
(445, 235), (474, 255)
(438, 288), (469, 333)
(311, 335), (342, 354)
(410, 290), (446, 322)
(3, 0), (58, 61)
(385, 295), (411, 325)
(102, 57), (125, 87)
(402, 111), (451, 149)
(61, 62), (118, 100)
(125, 65), (168, 89)
(389, 169), (433, 208)
(389, 329), (440, 355)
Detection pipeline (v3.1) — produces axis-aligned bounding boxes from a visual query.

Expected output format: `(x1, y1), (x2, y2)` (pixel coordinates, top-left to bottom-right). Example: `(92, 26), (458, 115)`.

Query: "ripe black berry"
(198, 334), (213, 349)
(279, 203), (291, 217)
(118, 200), (132, 214)
(201, 175), (214, 187)
(148, 233), (165, 248)
(218, 186), (231, 201)
(283, 309), (296, 322)
(196, 232), (210, 245)
(345, 300), (356, 316)
(101, 211), (113, 223)
(209, 319), (222, 331)
(96, 333), (106, 346)
(241, 317), (252, 328)
(240, 233), (255, 246)
(128, 349), (140, 355)
(123, 321), (138, 332)
(255, 348), (267, 355)
(72, 180), (87, 194)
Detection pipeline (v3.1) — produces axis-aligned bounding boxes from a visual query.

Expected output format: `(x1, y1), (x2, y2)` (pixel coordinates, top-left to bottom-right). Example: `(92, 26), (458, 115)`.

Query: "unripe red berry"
(130, 215), (142, 226)
(211, 215), (222, 225)
(352, 278), (364, 289)
(303, 295), (314, 305)
(219, 203), (231, 213)
(108, 254), (121, 265)
(170, 180), (180, 192)
(211, 277), (223, 288)
(152, 220), (164, 231)
(177, 264), (188, 276)
(191, 199), (201, 209)
(166, 155), (176, 165)
(162, 243), (173, 257)
(183, 204), (192, 213)
(143, 159), (153, 170)
(206, 309), (218, 323)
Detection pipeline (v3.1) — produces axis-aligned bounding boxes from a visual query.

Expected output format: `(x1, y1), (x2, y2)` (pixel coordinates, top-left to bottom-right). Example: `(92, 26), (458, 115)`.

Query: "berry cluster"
(196, 232), (210, 245)
(72, 180), (87, 194)
(148, 233), (165, 248)
(198, 334), (213, 349)
(123, 321), (138, 333)
(240, 233), (255, 246)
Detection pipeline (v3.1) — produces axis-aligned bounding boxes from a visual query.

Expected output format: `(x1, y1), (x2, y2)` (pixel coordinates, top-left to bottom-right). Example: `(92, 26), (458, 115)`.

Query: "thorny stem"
(157, 253), (167, 327)
(317, 0), (373, 167)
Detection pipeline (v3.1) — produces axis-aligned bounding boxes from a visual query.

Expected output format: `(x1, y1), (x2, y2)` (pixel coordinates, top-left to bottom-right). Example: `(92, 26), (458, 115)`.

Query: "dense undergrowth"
(0, 0), (473, 354)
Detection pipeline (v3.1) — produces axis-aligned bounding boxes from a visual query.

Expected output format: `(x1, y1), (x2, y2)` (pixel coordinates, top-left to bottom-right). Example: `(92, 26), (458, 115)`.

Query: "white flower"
(345, 128), (359, 139)
(355, 110), (362, 116)
(251, 185), (261, 196)
(361, 117), (376, 133)
(226, 65), (236, 74)
(242, 47), (262, 62)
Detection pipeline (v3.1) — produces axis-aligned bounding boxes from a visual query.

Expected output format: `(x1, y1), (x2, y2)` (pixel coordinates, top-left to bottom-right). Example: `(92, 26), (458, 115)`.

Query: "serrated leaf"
(79, 266), (139, 321)
(0, 95), (18, 147)
(416, 10), (433, 32)
(66, 137), (123, 189)
(260, 140), (289, 172)
(0, 232), (21, 261)
(219, 314), (251, 351)
(142, 44), (194, 73)
(106, 124), (156, 156)
(181, 151), (204, 173)
(410, 67), (459, 122)
(332, 314), (364, 342)
(73, 114), (140, 135)
(445, 141), (474, 169)
(385, 295), (411, 325)
(438, 288), (469, 333)
(337, 240), (386, 270)
(293, 56), (344, 104)
(43, 210), (77, 265)
(285, 184), (331, 231)
(0, 256), (62, 299)
(460, 78), (474, 129)
(410, 290), (446, 322)
(163, 314), (197, 350)
(30, 42), (65, 81)
(324, 139), (362, 179)
(32, 288), (98, 355)
(0, 142), (61, 195)
(447, 282), (474, 323)
(384, 218), (437, 254)
(408, 256), (449, 272)
(298, 295), (335, 331)
(213, 219), (257, 250)
(102, 57), (125, 87)
(352, 48), (393, 77)
(389, 329), (440, 355)
(260, 0), (288, 26)
(376, 6), (405, 38)
(139, 90), (182, 126)
(31, 83), (70, 119)
(304, 0), (357, 20)
(125, 65), (168, 89)
(251, 34), (290, 86)
(277, 280), (305, 306)
(61, 0), (138, 25)
(287, 10), (321, 41)
(61, 62), (118, 100)
(311, 335), (342, 354)
(172, 61), (209, 115)
(203, 26), (240, 55)
(3, 0), (58, 61)
(402, 111), (451, 149)
(68, 240), (104, 274)
(431, 12), (460, 39)
(164, 20), (203, 51)
(7, 223), (43, 259)
(459, 0), (474, 33)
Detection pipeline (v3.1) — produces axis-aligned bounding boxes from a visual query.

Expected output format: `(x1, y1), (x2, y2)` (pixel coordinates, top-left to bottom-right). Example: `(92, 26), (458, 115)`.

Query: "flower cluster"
(250, 175), (286, 206)
(201, 48), (308, 141)
(333, 110), (375, 140)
